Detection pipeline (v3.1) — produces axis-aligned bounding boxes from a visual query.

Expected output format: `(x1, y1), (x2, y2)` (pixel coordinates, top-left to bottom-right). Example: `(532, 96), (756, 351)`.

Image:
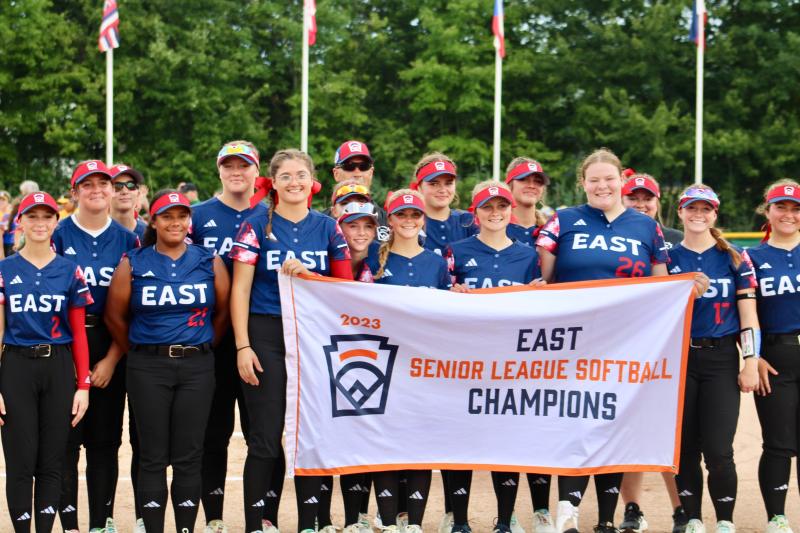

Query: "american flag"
(689, 0), (707, 48)
(98, 0), (120, 52)
(306, 0), (317, 46)
(493, 0), (505, 58)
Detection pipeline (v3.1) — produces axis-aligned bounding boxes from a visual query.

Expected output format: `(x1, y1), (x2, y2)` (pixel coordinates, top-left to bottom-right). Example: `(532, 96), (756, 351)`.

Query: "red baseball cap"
(334, 141), (372, 166)
(505, 160), (550, 185)
(150, 191), (192, 217)
(71, 160), (112, 188)
(110, 164), (145, 184)
(766, 183), (800, 204)
(387, 193), (425, 215)
(470, 185), (516, 212)
(622, 174), (661, 199)
(17, 192), (60, 220)
(412, 160), (457, 189)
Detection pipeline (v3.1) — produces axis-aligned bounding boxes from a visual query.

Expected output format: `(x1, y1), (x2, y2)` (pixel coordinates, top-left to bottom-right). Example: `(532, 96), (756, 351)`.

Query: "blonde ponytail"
(374, 232), (395, 279)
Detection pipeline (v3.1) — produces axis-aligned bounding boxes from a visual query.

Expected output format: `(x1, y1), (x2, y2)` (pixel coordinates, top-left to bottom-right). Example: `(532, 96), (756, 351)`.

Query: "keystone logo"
(323, 334), (398, 418)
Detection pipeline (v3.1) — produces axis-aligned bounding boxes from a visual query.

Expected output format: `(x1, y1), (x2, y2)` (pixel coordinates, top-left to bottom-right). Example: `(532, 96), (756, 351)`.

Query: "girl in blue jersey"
(505, 158), (550, 247)
(105, 190), (230, 533)
(536, 149), (671, 533)
(410, 153), (478, 257)
(447, 181), (542, 533)
(53, 160), (140, 533)
(621, 172), (683, 250)
(668, 185), (759, 533)
(364, 189), (450, 533)
(748, 180), (800, 533)
(0, 192), (92, 533)
(230, 149), (353, 533)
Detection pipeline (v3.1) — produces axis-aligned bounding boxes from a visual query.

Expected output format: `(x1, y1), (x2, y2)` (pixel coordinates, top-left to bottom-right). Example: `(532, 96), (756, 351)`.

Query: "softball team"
(2, 145), (794, 533)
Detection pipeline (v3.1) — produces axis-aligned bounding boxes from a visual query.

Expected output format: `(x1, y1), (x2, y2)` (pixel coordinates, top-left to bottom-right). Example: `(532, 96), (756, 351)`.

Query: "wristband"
(739, 327), (761, 359)
(237, 345), (252, 352)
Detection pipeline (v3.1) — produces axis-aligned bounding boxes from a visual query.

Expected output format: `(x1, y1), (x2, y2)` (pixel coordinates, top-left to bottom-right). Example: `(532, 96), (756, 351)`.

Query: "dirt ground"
(1, 392), (797, 532)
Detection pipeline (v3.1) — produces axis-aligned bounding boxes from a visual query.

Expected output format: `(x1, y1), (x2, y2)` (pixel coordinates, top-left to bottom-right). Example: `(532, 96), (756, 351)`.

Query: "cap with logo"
(766, 183), (800, 204)
(505, 160), (551, 185)
(386, 193), (426, 215)
(71, 160), (112, 188)
(217, 143), (260, 168)
(470, 185), (516, 212)
(334, 141), (372, 166)
(678, 186), (720, 210)
(110, 164), (145, 184)
(17, 192), (60, 220)
(622, 174), (661, 199)
(150, 192), (192, 217)
(411, 160), (457, 190)
(338, 202), (379, 225)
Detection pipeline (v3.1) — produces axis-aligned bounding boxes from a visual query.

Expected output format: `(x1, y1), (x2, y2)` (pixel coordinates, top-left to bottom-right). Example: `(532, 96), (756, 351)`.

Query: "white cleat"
(262, 519), (281, 533)
(397, 513), (410, 530)
(556, 501), (579, 533)
(205, 519), (229, 533)
(357, 513), (373, 533)
(685, 519), (706, 533)
(319, 526), (338, 533)
(134, 518), (147, 533)
(439, 512), (455, 533)
(511, 513), (526, 533)
(533, 510), (557, 533)
(766, 516), (794, 533)
(715, 521), (734, 533)
(405, 526), (423, 533)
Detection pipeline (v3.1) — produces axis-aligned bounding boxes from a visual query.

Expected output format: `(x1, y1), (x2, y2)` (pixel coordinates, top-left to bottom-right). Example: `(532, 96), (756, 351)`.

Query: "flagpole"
(492, 49), (502, 182)
(694, 21), (704, 185)
(106, 48), (114, 166)
(301, 0), (310, 153)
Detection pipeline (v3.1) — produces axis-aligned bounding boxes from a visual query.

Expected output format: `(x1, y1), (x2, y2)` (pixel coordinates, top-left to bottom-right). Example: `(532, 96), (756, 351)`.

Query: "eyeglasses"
(339, 161), (372, 172)
(113, 181), (139, 191)
(274, 172), (312, 183)
(335, 184), (370, 199)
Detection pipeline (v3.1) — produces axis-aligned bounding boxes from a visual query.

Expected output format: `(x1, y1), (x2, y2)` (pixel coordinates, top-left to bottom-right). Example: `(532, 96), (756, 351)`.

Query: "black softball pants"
(675, 341), (740, 521)
(1, 345), (74, 533)
(59, 321), (127, 530)
(558, 473), (623, 525)
(127, 346), (215, 533)
(754, 339), (800, 519)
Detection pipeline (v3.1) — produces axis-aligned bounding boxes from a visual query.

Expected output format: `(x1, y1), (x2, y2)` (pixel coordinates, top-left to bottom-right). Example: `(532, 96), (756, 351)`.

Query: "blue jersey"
(134, 219), (147, 240)
(52, 217), (140, 315)
(747, 242), (800, 334)
(422, 210), (478, 256)
(507, 223), (538, 247)
(189, 197), (268, 272)
(365, 248), (451, 289)
(669, 244), (756, 338)
(0, 254), (93, 345)
(230, 210), (351, 315)
(450, 235), (540, 289)
(536, 205), (669, 283)
(128, 245), (216, 346)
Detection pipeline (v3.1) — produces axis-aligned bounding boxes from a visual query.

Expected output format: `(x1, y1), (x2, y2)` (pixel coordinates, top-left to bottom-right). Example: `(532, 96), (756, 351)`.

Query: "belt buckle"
(168, 345), (185, 358)
(36, 344), (52, 358)
(796, 334), (800, 346)
(690, 340), (701, 349)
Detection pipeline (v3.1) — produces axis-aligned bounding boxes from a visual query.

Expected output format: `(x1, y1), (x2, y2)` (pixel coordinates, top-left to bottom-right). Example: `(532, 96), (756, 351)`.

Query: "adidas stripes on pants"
(558, 473), (623, 525)
(374, 470), (432, 527)
(0, 346), (75, 533)
(675, 343), (740, 522)
(127, 347), (215, 533)
(59, 322), (127, 531)
(754, 340), (800, 519)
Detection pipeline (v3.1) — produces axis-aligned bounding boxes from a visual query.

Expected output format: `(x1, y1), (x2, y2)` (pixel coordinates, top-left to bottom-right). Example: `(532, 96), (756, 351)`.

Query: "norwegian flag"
(98, 0), (120, 52)
(492, 0), (505, 58)
(306, 0), (317, 46)
(689, 0), (707, 48)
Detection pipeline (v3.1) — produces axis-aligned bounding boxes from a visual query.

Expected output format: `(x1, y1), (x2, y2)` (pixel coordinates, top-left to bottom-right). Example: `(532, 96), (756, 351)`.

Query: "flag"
(689, 0), (707, 48)
(98, 0), (120, 52)
(492, 0), (505, 58)
(306, 0), (317, 46)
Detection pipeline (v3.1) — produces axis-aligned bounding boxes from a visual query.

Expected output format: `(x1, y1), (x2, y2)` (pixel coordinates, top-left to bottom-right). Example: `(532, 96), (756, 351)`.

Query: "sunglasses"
(113, 181), (139, 191)
(335, 184), (370, 198)
(339, 161), (372, 172)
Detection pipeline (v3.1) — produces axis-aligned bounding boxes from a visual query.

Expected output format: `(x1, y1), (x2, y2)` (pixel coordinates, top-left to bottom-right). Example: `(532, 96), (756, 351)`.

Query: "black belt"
(132, 343), (212, 358)
(85, 314), (102, 328)
(764, 333), (800, 346)
(3, 344), (56, 358)
(690, 335), (737, 349)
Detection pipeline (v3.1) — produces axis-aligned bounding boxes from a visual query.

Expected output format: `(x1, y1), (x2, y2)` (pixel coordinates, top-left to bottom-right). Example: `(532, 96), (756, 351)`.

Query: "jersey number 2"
(51, 317), (62, 339)
(188, 307), (208, 327)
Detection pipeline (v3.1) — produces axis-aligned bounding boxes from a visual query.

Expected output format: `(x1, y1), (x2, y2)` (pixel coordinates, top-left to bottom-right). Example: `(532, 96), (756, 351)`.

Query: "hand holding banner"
(280, 274), (696, 477)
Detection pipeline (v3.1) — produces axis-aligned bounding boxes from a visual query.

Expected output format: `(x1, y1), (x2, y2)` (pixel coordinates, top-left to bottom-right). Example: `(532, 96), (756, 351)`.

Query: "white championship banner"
(279, 273), (696, 477)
